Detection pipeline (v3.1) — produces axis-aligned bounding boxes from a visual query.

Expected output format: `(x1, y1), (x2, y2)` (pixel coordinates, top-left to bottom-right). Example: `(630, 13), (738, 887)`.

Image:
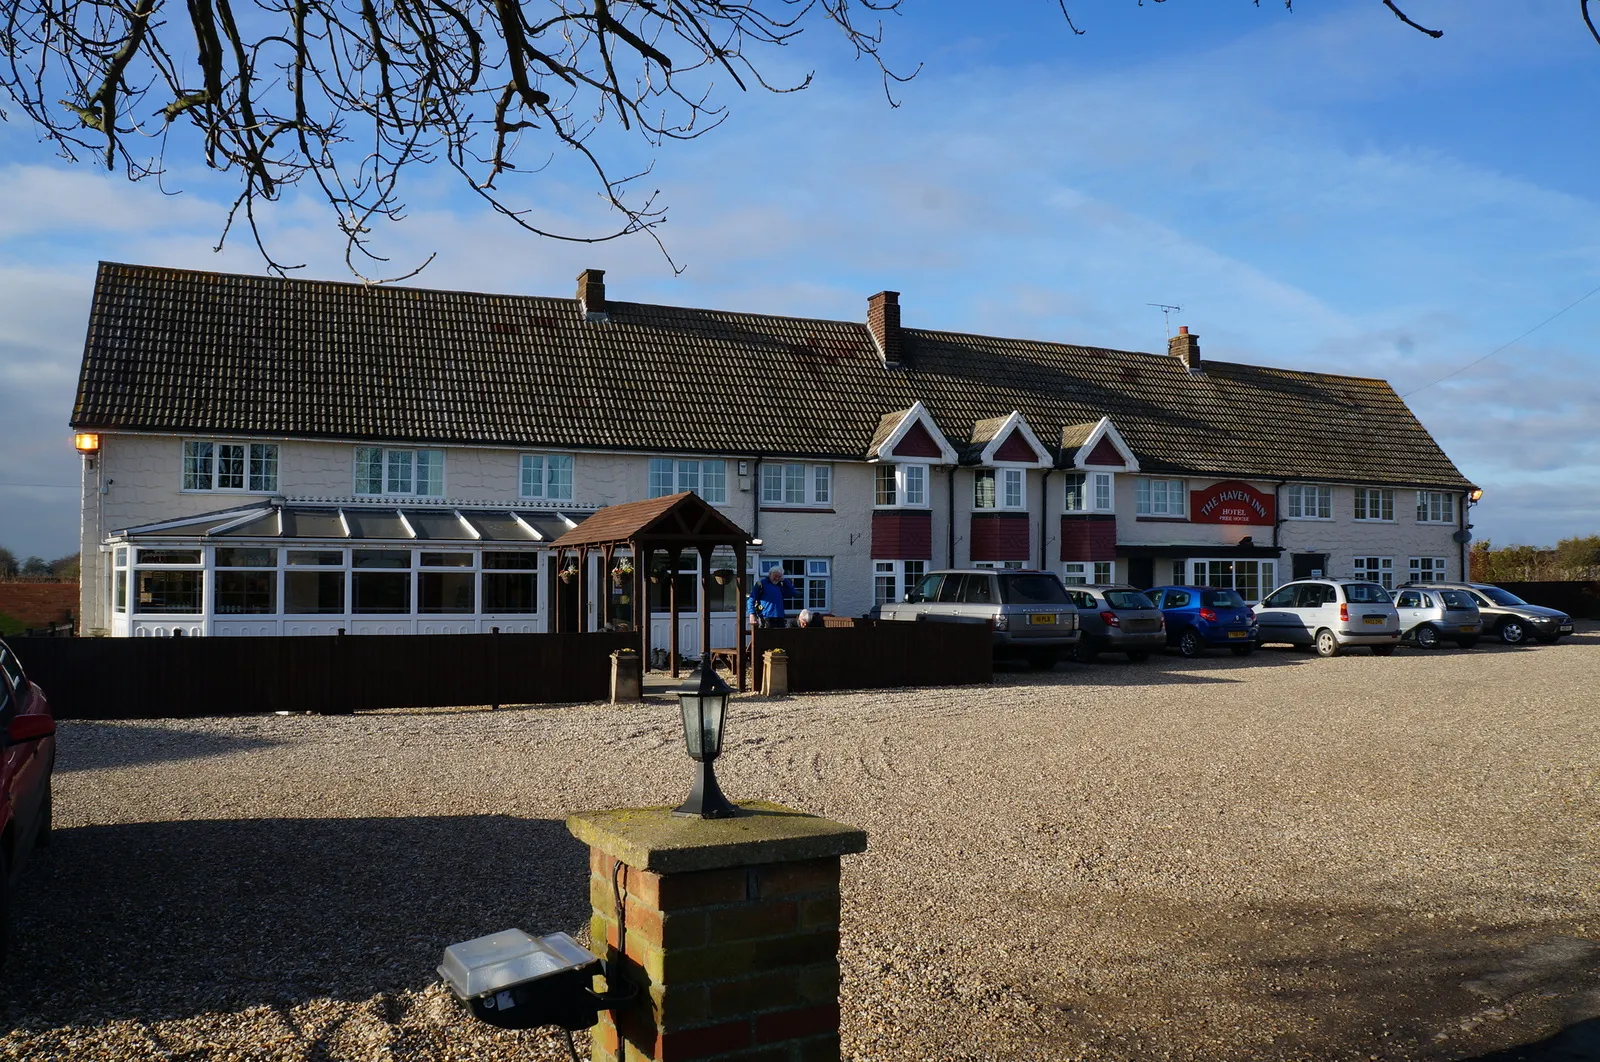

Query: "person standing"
(748, 565), (794, 629)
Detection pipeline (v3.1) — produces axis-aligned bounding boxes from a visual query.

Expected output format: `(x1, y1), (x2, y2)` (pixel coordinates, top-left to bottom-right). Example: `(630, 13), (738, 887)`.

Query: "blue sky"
(2, 0), (1597, 559)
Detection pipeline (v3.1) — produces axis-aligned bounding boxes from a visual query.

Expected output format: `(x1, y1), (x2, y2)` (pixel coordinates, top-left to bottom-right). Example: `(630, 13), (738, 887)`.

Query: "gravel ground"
(4, 625), (1598, 1062)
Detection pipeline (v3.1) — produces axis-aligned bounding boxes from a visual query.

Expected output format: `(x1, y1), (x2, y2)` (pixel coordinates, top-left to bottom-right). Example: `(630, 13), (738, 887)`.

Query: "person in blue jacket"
(748, 565), (794, 628)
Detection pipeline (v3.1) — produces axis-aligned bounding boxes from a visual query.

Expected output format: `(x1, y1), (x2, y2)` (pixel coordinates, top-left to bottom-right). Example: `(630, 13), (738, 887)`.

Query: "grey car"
(1063, 585), (1166, 662)
(1411, 582), (1574, 646)
(874, 569), (1081, 668)
(1392, 586), (1481, 649)
(1253, 579), (1401, 656)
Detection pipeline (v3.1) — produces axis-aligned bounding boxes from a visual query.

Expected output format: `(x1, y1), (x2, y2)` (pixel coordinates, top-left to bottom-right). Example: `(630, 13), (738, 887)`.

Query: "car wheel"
(1457, 636), (1479, 650)
(1177, 630), (1204, 658)
(34, 784), (51, 849)
(1074, 640), (1099, 664)
(1126, 650), (1151, 663)
(1371, 645), (1396, 656)
(1414, 626), (1440, 650)
(1027, 649), (1059, 670)
(1497, 619), (1528, 645)
(1314, 629), (1340, 658)
(1230, 645), (1254, 657)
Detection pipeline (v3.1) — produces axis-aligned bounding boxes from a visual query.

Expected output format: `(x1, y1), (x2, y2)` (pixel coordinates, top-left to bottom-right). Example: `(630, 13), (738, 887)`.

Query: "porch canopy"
(549, 492), (752, 688)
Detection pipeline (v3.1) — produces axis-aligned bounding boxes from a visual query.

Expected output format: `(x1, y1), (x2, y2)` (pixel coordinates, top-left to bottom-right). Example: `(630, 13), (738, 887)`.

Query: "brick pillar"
(567, 801), (867, 1062)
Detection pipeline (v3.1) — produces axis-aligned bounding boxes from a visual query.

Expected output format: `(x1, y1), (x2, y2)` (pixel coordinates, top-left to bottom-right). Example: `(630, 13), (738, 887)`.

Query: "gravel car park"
(5, 624), (1598, 1062)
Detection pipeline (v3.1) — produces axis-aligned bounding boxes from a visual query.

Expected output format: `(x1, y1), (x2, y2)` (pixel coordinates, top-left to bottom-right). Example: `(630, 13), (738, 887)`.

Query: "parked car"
(0, 637), (57, 967)
(1146, 585), (1260, 657)
(1252, 579), (1401, 657)
(874, 569), (1081, 668)
(1062, 585), (1166, 662)
(1411, 582), (1574, 645)
(1391, 586), (1482, 649)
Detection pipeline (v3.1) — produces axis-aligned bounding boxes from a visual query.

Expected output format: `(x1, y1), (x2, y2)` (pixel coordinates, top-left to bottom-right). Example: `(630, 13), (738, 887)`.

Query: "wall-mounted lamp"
(1468, 488), (1484, 504)
(74, 432), (102, 454)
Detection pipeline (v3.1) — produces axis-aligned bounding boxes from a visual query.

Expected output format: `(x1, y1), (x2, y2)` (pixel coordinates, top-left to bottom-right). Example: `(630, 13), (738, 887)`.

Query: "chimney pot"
(1168, 327), (1202, 373)
(867, 290), (903, 368)
(576, 268), (608, 321)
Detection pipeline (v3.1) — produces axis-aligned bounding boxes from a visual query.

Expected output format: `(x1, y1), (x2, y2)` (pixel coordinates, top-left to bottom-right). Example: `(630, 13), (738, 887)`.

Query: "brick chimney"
(1169, 325), (1201, 373)
(867, 290), (902, 368)
(576, 268), (608, 321)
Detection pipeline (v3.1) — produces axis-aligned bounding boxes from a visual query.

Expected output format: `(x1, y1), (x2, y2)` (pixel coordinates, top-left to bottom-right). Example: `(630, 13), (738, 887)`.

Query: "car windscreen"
(998, 573), (1070, 605)
(1200, 590), (1246, 609)
(1104, 590), (1155, 610)
(1341, 583), (1392, 604)
(1439, 589), (1476, 610)
(1479, 587), (1529, 606)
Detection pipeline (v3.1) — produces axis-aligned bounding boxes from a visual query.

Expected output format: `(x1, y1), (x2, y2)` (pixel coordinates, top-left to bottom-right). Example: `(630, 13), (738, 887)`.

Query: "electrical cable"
(1400, 280), (1600, 397)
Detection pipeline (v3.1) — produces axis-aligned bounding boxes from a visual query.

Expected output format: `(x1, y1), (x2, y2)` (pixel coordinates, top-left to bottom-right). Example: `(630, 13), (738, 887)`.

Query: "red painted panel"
(1189, 480), (1276, 526)
(1083, 435), (1124, 468)
(890, 420), (944, 459)
(970, 513), (1030, 561)
(992, 430), (1043, 463)
(871, 510), (933, 560)
(1059, 516), (1117, 562)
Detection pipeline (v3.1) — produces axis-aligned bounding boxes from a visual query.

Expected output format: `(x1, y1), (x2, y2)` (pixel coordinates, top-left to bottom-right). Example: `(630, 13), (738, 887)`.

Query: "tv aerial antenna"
(1148, 304), (1182, 340)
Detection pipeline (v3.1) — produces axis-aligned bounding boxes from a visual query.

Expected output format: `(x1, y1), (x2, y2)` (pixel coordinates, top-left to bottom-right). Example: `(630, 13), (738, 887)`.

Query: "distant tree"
(0, 547), (16, 578)
(49, 553), (83, 580)
(20, 556), (50, 577)
(0, 0), (1473, 280)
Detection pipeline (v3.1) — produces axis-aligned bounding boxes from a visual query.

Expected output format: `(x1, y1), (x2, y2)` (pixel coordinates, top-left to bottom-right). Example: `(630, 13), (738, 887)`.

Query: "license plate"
(1029, 613), (1057, 625)
(1363, 616), (1386, 626)
(1227, 630), (1249, 639)
(1460, 625), (1476, 633)
(1561, 624), (1574, 633)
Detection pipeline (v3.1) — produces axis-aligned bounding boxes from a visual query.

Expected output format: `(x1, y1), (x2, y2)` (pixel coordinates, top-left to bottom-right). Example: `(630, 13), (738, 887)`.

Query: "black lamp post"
(672, 654), (739, 819)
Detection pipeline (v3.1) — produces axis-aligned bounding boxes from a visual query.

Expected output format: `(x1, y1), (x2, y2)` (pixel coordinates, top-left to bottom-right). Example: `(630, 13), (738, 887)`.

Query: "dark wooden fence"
(752, 620), (992, 693)
(1496, 581), (1600, 620)
(10, 632), (634, 719)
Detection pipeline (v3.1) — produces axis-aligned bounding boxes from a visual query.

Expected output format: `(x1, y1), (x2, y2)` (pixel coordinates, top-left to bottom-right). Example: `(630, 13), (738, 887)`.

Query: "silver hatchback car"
(874, 569), (1081, 668)
(1253, 579), (1401, 656)
(1392, 586), (1481, 649)
(1063, 585), (1166, 662)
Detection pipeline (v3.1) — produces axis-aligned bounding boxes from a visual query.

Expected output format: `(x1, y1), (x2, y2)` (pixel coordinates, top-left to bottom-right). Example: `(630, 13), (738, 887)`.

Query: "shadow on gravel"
(1460, 1017), (1600, 1061)
(55, 720), (285, 773)
(2, 815), (589, 1028)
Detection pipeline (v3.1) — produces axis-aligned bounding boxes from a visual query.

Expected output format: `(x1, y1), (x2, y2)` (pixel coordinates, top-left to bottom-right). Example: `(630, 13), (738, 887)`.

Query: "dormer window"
(874, 463), (928, 508)
(1064, 472), (1114, 513)
(975, 468), (1025, 510)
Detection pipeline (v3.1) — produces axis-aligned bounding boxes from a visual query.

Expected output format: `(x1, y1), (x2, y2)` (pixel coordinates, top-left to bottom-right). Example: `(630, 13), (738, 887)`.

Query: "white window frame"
(647, 457), (728, 505)
(1062, 560), (1113, 584)
(1063, 472), (1114, 514)
(1283, 484), (1333, 520)
(758, 557), (832, 612)
(1408, 556), (1448, 583)
(1415, 491), (1456, 524)
(972, 560), (1026, 570)
(1352, 556), (1395, 589)
(182, 439), (280, 493)
(1353, 488), (1395, 522)
(974, 468), (1026, 511)
(520, 453), (574, 502)
(873, 559), (928, 607)
(1186, 559), (1277, 604)
(874, 463), (929, 509)
(760, 462), (833, 508)
(354, 446), (445, 498)
(1135, 478), (1188, 518)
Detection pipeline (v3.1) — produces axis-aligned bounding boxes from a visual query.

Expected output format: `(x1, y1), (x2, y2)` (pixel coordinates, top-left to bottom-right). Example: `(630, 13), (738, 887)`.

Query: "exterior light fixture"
(439, 928), (606, 1030)
(74, 432), (101, 454)
(1468, 488), (1484, 503)
(673, 655), (739, 819)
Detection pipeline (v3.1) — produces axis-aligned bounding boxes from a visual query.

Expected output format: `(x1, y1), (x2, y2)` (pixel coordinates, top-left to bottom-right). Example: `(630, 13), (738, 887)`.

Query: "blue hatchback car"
(1146, 585), (1260, 657)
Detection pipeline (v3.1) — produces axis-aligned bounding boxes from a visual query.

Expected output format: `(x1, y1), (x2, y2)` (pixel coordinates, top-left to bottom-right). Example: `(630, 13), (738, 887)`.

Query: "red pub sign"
(1190, 480), (1275, 526)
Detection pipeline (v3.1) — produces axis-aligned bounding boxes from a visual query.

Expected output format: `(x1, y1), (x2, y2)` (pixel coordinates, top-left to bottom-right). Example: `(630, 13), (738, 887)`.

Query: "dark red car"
(0, 638), (56, 966)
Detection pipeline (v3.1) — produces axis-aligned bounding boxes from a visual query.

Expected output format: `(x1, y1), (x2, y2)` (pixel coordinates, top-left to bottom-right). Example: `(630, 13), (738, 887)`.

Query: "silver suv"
(1253, 579), (1400, 657)
(1411, 582), (1574, 645)
(873, 569), (1081, 668)
(1391, 586), (1481, 649)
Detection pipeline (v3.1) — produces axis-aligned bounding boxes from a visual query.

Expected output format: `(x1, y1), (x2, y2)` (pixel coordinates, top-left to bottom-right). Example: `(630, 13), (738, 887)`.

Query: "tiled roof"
(550, 491), (750, 549)
(866, 409), (911, 460)
(1059, 422), (1099, 451)
(73, 262), (1474, 490)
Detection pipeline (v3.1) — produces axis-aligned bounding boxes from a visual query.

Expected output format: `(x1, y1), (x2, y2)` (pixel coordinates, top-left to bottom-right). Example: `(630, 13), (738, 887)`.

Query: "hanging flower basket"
(558, 564), (578, 584)
(713, 568), (735, 586)
(611, 560), (634, 586)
